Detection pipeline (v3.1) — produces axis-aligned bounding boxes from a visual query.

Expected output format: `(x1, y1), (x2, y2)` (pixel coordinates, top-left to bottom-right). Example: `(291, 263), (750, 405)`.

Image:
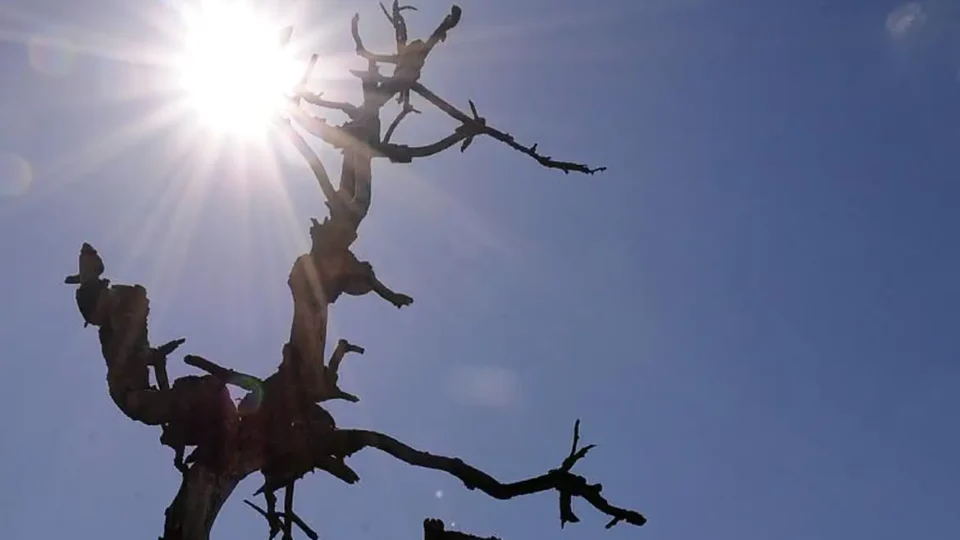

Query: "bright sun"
(176, 1), (304, 136)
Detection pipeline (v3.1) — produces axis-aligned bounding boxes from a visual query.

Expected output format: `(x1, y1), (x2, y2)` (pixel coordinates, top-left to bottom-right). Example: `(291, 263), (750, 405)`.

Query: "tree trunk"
(161, 464), (253, 540)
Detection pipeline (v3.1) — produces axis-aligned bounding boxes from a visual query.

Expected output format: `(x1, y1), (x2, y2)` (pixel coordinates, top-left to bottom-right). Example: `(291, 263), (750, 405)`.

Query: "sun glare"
(176, 1), (304, 136)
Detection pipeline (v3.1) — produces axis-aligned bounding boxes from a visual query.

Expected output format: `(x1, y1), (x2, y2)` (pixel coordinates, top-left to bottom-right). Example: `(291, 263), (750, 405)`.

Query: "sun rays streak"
(123, 134), (223, 294)
(11, 0), (523, 373)
(36, 100), (190, 194)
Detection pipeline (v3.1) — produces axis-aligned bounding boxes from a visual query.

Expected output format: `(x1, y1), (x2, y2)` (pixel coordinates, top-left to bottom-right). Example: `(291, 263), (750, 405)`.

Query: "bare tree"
(62, 4), (641, 540)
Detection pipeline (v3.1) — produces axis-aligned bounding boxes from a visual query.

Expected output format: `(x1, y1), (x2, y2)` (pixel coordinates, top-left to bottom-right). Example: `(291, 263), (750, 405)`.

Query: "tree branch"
(352, 13), (400, 63)
(336, 421), (646, 530)
(380, 129), (468, 162)
(272, 118), (366, 224)
(383, 102), (421, 143)
(273, 119), (339, 204)
(244, 498), (320, 540)
(297, 91), (361, 119)
(318, 339), (365, 403)
(352, 5), (462, 64)
(283, 107), (356, 152)
(328, 339), (365, 375)
(424, 5), (462, 51)
(406, 83), (607, 175)
(182, 354), (263, 394)
(380, 1), (417, 50)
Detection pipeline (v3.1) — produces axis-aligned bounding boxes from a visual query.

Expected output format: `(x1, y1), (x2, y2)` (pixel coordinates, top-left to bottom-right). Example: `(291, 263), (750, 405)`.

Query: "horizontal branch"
(337, 423), (645, 530)
(298, 91), (360, 119)
(380, 131), (469, 162)
(183, 354), (262, 394)
(283, 109), (355, 152)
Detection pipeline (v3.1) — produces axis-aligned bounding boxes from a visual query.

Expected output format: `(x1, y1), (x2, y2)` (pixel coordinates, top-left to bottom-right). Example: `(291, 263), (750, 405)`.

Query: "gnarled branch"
(318, 339), (366, 403)
(336, 420), (646, 529)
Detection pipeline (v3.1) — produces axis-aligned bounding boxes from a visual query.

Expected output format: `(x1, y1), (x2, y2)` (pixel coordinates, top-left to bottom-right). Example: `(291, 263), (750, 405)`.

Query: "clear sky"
(1, 0), (959, 539)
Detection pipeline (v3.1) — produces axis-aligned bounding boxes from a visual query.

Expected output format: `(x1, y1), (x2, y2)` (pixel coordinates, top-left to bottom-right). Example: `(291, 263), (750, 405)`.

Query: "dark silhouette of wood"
(65, 243), (644, 540)
(65, 5), (639, 540)
(423, 518), (500, 540)
(333, 421), (647, 529)
(63, 243), (192, 427)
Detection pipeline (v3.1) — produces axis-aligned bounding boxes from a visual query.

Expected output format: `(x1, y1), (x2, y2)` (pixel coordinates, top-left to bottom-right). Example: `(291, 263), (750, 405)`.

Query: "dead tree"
(64, 5), (641, 540)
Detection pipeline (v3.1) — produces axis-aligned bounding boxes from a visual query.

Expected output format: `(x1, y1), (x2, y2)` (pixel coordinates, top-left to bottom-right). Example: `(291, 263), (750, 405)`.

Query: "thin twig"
(408, 83), (606, 174)
(288, 510), (319, 540)
(244, 499), (282, 539)
(245, 497), (319, 540)
(383, 102), (421, 143)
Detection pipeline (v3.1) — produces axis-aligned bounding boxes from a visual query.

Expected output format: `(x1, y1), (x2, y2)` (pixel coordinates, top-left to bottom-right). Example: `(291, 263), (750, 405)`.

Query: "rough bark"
(160, 465), (252, 540)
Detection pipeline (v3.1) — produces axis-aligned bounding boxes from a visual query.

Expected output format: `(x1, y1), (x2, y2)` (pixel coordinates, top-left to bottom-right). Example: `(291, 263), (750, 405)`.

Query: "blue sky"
(2, 0), (960, 539)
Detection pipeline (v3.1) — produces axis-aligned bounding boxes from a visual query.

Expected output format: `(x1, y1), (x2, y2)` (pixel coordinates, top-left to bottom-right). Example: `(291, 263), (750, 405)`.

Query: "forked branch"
(243, 499), (319, 540)
(320, 339), (366, 403)
(380, 1), (417, 49)
(337, 420), (645, 530)
(391, 83), (607, 175)
(352, 5), (462, 64)
(383, 102), (421, 143)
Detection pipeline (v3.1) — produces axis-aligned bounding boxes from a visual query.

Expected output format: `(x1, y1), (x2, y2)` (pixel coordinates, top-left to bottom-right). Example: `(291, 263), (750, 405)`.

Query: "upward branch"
(292, 4), (605, 176)
(352, 5), (462, 63)
(408, 83), (606, 175)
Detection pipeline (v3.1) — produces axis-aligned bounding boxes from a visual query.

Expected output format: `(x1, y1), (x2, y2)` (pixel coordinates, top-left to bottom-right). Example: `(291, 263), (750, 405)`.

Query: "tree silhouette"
(62, 4), (643, 540)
